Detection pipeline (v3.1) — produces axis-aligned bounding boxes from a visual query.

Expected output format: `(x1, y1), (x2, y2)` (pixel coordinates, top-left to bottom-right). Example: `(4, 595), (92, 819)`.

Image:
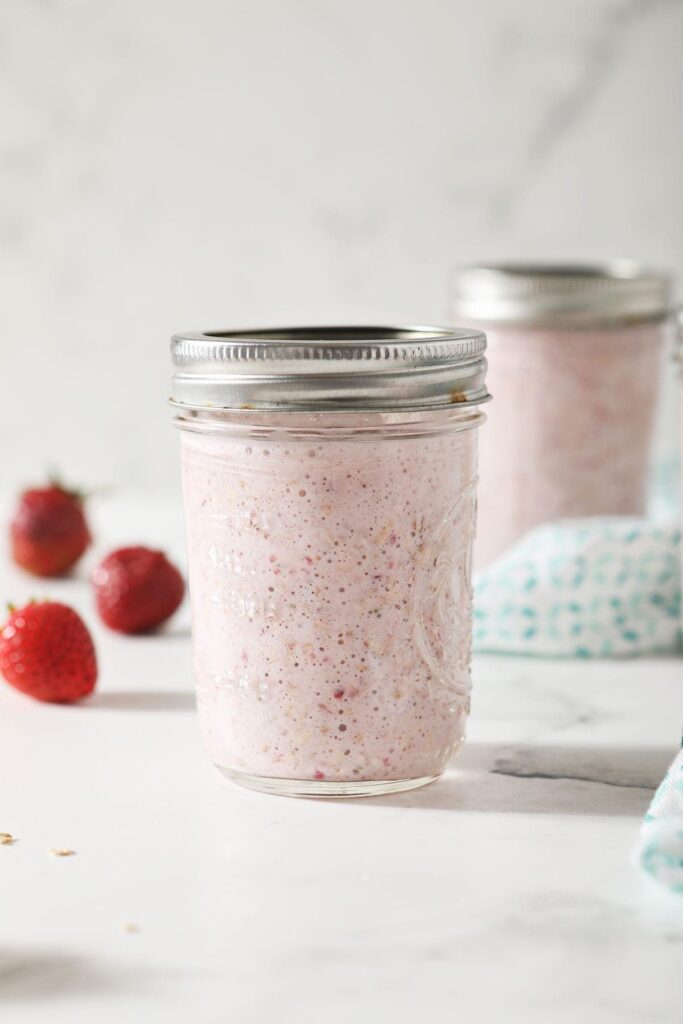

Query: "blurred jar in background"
(449, 263), (672, 567)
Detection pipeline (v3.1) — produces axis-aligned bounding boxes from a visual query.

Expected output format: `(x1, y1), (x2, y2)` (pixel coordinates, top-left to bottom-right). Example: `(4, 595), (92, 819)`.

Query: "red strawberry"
(0, 601), (97, 703)
(92, 547), (185, 634)
(11, 484), (91, 577)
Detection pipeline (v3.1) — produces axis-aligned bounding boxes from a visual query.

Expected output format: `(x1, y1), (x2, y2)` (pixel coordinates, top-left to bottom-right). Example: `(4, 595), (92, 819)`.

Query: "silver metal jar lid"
(449, 261), (672, 327)
(170, 325), (490, 412)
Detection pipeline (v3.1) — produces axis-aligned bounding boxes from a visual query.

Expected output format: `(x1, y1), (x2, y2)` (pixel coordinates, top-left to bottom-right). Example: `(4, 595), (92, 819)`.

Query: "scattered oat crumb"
(0, 832), (15, 845)
(48, 848), (76, 857)
(122, 922), (140, 934)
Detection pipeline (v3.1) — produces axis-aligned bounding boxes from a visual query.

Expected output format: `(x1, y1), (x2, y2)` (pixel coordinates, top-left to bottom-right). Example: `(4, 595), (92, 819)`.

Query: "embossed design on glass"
(413, 480), (476, 711)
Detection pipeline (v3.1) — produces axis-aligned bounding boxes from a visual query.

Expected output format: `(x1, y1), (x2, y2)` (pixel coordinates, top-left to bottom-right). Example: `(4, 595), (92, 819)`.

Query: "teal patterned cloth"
(640, 743), (683, 895)
(473, 518), (681, 657)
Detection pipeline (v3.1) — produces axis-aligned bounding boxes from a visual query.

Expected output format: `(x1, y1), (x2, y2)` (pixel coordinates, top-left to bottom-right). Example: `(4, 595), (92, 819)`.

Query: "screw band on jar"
(170, 325), (490, 412)
(449, 262), (672, 328)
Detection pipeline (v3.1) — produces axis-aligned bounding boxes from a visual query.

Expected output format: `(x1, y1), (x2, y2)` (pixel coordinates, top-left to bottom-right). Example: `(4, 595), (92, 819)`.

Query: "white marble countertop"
(1, 496), (682, 1023)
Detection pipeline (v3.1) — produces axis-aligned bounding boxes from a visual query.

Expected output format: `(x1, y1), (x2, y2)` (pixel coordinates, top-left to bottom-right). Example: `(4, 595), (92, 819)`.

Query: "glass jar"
(449, 262), (672, 567)
(171, 326), (490, 797)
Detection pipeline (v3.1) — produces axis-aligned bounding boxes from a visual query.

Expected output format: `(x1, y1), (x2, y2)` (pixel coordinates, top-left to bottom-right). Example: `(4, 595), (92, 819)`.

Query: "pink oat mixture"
(180, 419), (478, 783)
(476, 323), (663, 566)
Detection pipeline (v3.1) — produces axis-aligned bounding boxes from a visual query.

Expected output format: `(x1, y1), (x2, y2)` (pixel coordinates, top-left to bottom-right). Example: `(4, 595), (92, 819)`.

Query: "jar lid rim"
(173, 324), (483, 345)
(449, 261), (672, 326)
(170, 324), (490, 413)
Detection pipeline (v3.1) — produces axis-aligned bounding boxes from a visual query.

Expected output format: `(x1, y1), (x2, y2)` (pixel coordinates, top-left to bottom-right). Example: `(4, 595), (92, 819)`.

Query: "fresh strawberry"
(10, 483), (91, 577)
(92, 546), (185, 634)
(0, 601), (97, 703)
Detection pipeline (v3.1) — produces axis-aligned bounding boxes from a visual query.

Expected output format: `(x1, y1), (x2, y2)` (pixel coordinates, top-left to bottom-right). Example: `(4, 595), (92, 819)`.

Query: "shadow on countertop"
(354, 743), (673, 817)
(0, 948), (129, 1002)
(0, 946), (190, 1004)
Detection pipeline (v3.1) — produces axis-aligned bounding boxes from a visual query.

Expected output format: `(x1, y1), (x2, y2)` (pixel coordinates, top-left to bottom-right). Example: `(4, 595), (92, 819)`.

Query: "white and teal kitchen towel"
(473, 518), (681, 657)
(640, 742), (683, 895)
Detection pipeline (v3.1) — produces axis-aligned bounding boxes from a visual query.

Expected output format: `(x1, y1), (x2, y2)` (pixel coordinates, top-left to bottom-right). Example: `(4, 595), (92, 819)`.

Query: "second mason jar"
(171, 326), (490, 797)
(450, 263), (672, 566)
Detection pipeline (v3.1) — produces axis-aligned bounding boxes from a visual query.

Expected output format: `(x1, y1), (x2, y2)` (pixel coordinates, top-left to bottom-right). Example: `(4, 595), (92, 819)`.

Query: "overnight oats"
(449, 263), (672, 566)
(171, 326), (490, 796)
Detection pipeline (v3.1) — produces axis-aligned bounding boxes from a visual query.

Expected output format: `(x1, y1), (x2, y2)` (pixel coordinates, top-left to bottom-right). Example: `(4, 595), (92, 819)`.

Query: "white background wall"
(2, 0), (682, 494)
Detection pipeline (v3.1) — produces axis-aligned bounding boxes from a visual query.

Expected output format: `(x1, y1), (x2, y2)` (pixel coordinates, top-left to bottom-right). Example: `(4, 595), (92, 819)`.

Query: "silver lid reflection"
(449, 262), (671, 327)
(170, 325), (489, 412)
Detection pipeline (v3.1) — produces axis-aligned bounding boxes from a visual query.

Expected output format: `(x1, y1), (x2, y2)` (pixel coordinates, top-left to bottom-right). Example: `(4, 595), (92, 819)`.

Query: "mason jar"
(171, 326), (490, 797)
(449, 263), (672, 567)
